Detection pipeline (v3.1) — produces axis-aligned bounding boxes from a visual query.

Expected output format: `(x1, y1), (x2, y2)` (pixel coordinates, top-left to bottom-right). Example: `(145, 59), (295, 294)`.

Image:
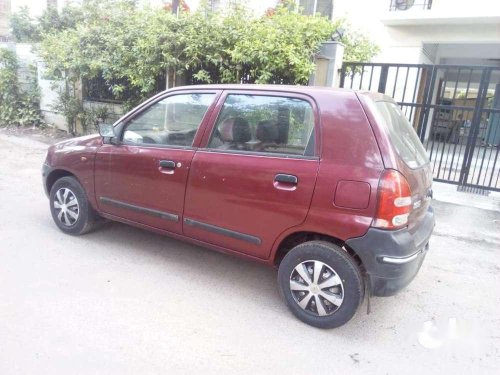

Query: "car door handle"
(274, 174), (298, 185)
(159, 160), (176, 169)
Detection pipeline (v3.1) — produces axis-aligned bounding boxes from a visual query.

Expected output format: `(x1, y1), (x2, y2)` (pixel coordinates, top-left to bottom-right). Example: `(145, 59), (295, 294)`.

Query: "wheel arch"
(273, 231), (364, 270)
(46, 168), (79, 195)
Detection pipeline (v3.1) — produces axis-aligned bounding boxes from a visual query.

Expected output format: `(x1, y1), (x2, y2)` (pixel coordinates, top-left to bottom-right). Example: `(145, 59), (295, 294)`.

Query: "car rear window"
(375, 101), (429, 169)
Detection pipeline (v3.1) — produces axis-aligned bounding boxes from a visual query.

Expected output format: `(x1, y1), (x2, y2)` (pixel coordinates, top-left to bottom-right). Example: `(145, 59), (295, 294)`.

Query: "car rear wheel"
(49, 176), (97, 235)
(278, 241), (364, 329)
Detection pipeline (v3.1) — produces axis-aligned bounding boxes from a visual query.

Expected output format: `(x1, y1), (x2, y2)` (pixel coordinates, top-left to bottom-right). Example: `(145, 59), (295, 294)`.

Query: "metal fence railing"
(340, 61), (500, 193)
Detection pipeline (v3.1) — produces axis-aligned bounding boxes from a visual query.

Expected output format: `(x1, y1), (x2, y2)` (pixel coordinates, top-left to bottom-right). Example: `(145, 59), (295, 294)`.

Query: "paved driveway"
(0, 132), (499, 374)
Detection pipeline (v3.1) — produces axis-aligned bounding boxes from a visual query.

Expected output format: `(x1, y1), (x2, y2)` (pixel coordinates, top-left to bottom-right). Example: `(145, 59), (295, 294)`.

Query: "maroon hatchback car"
(42, 85), (434, 328)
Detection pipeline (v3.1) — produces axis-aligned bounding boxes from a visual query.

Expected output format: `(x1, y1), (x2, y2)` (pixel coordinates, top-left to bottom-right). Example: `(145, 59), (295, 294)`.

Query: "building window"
(297, 0), (333, 20)
(389, 0), (433, 11)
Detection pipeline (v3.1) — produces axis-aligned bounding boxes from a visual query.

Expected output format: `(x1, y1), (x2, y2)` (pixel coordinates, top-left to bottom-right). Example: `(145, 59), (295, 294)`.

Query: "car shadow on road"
(76, 220), (396, 333)
(83, 220), (282, 295)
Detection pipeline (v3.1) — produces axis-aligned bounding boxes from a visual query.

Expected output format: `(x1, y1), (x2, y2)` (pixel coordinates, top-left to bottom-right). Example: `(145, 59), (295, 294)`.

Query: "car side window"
(207, 94), (315, 156)
(122, 93), (215, 147)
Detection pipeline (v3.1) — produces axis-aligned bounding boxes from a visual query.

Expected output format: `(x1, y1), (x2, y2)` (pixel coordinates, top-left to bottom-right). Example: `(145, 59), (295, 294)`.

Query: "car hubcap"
(289, 260), (344, 316)
(53, 188), (79, 226)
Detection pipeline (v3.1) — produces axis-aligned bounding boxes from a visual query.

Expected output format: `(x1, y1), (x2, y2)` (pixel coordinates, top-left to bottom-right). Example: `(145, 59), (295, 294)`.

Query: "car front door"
(183, 91), (320, 259)
(94, 91), (220, 233)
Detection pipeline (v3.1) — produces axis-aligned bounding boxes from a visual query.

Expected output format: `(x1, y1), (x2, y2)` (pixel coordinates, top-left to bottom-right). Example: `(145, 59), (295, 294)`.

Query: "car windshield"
(375, 101), (429, 169)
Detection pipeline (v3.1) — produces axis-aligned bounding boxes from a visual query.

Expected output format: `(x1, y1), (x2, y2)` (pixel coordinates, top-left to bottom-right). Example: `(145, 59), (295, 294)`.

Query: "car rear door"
(94, 90), (220, 234)
(183, 90), (320, 259)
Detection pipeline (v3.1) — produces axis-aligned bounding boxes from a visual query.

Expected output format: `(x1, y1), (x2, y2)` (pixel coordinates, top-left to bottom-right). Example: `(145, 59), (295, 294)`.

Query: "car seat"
(254, 120), (280, 152)
(217, 117), (251, 150)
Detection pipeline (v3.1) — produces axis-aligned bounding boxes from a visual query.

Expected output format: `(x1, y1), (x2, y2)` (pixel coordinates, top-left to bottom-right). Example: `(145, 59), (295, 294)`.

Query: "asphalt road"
(1, 131), (499, 374)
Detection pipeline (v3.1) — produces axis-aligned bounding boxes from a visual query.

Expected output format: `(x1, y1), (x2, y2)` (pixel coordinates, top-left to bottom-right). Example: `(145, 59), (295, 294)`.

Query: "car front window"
(123, 93), (216, 147)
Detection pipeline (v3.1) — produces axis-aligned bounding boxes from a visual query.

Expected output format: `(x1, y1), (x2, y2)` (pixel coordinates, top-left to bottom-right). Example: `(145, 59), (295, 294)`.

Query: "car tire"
(49, 176), (98, 235)
(278, 241), (364, 329)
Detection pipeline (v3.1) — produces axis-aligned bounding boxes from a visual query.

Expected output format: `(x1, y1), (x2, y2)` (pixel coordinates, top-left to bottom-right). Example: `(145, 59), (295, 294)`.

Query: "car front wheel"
(49, 176), (97, 235)
(278, 241), (364, 329)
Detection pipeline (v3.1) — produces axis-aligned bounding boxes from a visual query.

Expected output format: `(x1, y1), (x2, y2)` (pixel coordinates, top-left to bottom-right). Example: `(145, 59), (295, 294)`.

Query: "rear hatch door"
(373, 100), (433, 232)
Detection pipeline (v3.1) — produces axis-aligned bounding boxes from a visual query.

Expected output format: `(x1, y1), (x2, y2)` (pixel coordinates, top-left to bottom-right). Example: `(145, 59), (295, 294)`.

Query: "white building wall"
(37, 61), (67, 130)
(332, 0), (500, 64)
(0, 0), (10, 37)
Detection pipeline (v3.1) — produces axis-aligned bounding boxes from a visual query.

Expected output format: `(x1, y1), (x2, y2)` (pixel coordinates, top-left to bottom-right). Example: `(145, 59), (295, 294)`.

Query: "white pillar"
(309, 41), (344, 87)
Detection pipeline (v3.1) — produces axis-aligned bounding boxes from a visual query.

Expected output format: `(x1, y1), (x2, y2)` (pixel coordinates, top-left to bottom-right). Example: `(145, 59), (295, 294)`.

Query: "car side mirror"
(98, 123), (115, 137)
(98, 123), (120, 145)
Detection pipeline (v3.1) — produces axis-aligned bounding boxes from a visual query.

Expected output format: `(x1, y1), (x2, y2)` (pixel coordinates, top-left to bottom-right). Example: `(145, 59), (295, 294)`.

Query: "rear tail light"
(373, 169), (412, 230)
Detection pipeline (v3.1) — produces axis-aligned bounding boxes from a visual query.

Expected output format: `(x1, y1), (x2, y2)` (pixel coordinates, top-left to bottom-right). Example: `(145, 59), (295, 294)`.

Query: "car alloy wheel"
(53, 187), (80, 227)
(289, 260), (344, 316)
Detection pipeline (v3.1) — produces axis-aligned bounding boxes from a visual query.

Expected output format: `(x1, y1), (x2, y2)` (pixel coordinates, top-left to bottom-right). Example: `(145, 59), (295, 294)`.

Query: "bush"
(16, 0), (377, 134)
(0, 49), (20, 125)
(10, 6), (40, 42)
(10, 4), (84, 43)
(39, 1), (378, 105)
(0, 48), (42, 127)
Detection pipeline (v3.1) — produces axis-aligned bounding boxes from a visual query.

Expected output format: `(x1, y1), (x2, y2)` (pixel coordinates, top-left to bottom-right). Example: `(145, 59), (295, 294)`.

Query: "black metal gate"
(340, 62), (500, 192)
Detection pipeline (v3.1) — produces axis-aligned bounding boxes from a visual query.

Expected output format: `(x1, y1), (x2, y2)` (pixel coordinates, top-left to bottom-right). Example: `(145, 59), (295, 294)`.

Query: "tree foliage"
(0, 48), (42, 126)
(9, 6), (39, 42)
(10, 5), (84, 43)
(36, 1), (377, 103)
(11, 0), (377, 132)
(230, 6), (335, 84)
(0, 49), (20, 124)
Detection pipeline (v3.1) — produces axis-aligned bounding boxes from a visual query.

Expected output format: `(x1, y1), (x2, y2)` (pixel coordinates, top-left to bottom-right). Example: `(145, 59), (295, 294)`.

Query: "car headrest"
(219, 117), (251, 143)
(256, 120), (279, 143)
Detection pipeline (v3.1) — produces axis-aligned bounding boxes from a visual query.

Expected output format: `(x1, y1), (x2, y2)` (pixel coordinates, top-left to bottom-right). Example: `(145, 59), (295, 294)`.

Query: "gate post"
(377, 66), (389, 94)
(417, 66), (436, 141)
(486, 83), (500, 145)
(309, 41), (344, 87)
(459, 68), (492, 187)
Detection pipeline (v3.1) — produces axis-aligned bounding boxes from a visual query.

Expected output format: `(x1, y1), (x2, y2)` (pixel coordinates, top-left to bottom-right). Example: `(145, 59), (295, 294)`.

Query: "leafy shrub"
(38, 1), (378, 104)
(10, 5), (84, 43)
(0, 48), (42, 127)
(13, 0), (377, 134)
(0, 49), (20, 125)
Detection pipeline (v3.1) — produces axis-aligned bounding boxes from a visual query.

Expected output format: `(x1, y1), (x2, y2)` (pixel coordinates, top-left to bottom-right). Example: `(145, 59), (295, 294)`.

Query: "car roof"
(167, 84), (395, 102)
(173, 83), (341, 90)
(168, 84), (351, 95)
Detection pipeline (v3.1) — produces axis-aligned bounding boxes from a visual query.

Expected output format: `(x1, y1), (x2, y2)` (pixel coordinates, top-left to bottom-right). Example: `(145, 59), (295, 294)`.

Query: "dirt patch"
(0, 125), (74, 145)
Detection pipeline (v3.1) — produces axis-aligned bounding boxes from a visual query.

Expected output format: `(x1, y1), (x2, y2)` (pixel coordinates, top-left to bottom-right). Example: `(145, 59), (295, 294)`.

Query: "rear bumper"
(345, 206), (435, 297)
